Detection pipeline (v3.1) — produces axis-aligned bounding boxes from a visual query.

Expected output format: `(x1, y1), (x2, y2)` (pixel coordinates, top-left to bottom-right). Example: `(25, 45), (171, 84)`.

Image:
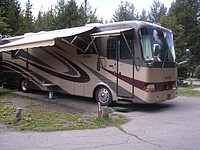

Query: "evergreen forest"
(0, 0), (199, 78)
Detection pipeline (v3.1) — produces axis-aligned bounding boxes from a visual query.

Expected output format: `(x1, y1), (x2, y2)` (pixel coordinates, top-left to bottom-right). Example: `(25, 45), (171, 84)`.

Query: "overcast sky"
(19, 0), (175, 21)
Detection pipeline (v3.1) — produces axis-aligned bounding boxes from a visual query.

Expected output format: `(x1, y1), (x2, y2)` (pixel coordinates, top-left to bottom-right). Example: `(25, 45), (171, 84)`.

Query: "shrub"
(195, 65), (200, 79)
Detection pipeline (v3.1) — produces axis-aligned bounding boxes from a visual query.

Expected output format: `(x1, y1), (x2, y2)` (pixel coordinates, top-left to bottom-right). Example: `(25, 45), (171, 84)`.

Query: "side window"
(120, 37), (134, 59)
(11, 50), (20, 59)
(107, 39), (116, 59)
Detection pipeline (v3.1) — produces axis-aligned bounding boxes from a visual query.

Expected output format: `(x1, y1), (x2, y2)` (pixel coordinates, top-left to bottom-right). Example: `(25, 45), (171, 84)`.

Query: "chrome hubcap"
(98, 88), (110, 103)
(22, 80), (27, 91)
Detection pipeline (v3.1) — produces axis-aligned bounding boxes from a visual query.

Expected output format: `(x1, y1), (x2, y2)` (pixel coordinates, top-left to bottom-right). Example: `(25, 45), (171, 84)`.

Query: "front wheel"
(95, 86), (113, 106)
(20, 78), (28, 92)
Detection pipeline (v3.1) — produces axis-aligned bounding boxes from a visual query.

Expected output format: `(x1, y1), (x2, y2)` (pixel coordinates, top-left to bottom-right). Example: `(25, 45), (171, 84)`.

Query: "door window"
(107, 39), (117, 59)
(120, 36), (133, 59)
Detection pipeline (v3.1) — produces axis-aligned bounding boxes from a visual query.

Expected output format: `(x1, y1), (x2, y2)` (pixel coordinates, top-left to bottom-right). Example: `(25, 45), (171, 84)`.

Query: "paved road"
(1, 96), (200, 150)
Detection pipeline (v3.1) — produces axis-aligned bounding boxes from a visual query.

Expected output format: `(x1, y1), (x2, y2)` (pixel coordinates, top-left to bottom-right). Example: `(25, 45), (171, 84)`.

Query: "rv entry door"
(117, 34), (134, 98)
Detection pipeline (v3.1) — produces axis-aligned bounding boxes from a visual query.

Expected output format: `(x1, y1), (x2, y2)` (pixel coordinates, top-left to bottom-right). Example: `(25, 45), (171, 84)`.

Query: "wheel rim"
(98, 88), (110, 104)
(21, 79), (27, 91)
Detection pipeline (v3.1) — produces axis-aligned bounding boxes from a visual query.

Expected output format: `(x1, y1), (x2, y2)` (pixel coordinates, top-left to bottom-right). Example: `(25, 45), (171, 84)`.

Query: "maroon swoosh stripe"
(2, 61), (40, 86)
(104, 69), (176, 91)
(28, 60), (90, 83)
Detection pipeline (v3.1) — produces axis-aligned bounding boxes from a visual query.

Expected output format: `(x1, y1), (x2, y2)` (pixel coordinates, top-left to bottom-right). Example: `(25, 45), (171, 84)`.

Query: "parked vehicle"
(0, 21), (178, 106)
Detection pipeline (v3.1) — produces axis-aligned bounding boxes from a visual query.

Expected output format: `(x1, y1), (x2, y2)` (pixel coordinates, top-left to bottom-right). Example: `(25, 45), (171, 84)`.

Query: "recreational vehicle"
(0, 21), (178, 106)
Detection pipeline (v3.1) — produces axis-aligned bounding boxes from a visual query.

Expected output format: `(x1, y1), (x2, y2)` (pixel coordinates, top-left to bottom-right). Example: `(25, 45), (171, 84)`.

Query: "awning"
(0, 26), (96, 52)
(91, 28), (133, 38)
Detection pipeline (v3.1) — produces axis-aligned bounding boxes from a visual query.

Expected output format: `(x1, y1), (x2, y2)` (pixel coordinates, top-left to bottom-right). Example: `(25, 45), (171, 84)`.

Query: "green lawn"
(178, 84), (200, 97)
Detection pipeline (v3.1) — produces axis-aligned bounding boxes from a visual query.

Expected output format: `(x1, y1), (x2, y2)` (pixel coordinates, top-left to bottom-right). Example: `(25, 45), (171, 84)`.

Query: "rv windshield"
(140, 27), (176, 62)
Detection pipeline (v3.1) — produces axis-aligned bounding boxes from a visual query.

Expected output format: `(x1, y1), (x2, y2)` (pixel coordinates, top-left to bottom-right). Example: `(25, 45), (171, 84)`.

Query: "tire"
(20, 78), (28, 92)
(95, 86), (113, 106)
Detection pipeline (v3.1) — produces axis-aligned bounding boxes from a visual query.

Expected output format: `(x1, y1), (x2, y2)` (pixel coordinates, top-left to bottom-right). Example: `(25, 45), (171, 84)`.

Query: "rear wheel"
(95, 86), (113, 106)
(20, 78), (28, 92)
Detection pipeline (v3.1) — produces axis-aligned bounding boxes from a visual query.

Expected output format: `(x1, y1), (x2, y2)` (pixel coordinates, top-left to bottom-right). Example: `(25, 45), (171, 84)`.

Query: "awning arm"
(58, 37), (86, 53)
(14, 49), (20, 56)
(75, 36), (93, 52)
(71, 36), (78, 43)
(85, 40), (94, 52)
(66, 35), (93, 52)
(91, 36), (99, 56)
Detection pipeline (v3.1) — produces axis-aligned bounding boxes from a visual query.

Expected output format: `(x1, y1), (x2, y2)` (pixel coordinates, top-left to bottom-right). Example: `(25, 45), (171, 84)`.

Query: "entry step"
(116, 101), (133, 105)
(112, 100), (133, 112)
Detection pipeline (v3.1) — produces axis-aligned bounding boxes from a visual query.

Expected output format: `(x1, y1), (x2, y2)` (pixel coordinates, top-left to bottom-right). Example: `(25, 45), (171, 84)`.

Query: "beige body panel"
(135, 67), (177, 83)
(134, 67), (177, 103)
(134, 88), (177, 103)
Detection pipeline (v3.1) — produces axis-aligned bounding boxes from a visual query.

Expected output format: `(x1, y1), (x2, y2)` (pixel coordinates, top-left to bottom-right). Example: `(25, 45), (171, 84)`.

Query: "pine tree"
(139, 9), (148, 21)
(65, 0), (79, 27)
(168, 0), (200, 77)
(54, 0), (80, 28)
(79, 0), (101, 25)
(22, 0), (34, 33)
(0, 9), (11, 36)
(34, 7), (56, 32)
(34, 0), (101, 31)
(34, 10), (43, 32)
(112, 1), (138, 22)
(148, 0), (167, 23)
(0, 0), (21, 36)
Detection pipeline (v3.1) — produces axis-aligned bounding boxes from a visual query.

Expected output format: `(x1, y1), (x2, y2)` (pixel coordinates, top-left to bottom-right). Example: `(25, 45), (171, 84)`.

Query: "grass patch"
(0, 90), (127, 131)
(0, 101), (18, 125)
(178, 85), (200, 97)
(0, 89), (13, 98)
(0, 103), (127, 131)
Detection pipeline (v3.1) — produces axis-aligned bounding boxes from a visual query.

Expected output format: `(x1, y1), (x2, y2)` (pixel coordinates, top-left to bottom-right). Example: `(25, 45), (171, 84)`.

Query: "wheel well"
(19, 77), (25, 84)
(93, 84), (111, 100)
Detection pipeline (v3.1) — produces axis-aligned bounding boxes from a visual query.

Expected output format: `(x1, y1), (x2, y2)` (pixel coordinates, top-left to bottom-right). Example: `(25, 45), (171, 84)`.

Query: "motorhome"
(0, 21), (178, 106)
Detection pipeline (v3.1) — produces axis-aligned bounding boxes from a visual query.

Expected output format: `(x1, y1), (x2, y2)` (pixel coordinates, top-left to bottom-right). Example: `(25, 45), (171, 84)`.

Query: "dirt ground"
(5, 93), (86, 114)
(0, 88), (99, 131)
(0, 88), (97, 113)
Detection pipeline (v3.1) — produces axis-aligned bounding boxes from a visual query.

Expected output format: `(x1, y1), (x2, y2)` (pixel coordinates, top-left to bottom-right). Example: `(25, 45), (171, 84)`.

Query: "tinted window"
(120, 37), (133, 59)
(107, 39), (116, 59)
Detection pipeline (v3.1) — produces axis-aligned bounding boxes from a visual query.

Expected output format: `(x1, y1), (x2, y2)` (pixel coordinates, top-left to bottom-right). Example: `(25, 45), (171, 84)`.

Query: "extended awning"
(91, 27), (134, 59)
(0, 26), (96, 52)
(91, 28), (133, 38)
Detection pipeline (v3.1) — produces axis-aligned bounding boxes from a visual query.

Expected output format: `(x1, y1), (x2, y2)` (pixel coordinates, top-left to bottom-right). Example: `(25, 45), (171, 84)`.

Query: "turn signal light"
(145, 84), (156, 92)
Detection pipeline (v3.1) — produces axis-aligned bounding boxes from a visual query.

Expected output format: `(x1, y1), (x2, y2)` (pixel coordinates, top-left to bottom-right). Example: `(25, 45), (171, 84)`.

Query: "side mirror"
(178, 49), (190, 66)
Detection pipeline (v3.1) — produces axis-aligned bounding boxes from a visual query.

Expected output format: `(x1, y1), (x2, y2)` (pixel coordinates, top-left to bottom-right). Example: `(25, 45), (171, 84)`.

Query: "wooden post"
(98, 102), (102, 118)
(15, 108), (22, 121)
(98, 102), (110, 118)
(102, 106), (109, 118)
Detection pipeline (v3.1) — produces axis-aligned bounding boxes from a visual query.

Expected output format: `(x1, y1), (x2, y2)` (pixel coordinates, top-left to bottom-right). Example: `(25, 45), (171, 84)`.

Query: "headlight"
(145, 84), (156, 92)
